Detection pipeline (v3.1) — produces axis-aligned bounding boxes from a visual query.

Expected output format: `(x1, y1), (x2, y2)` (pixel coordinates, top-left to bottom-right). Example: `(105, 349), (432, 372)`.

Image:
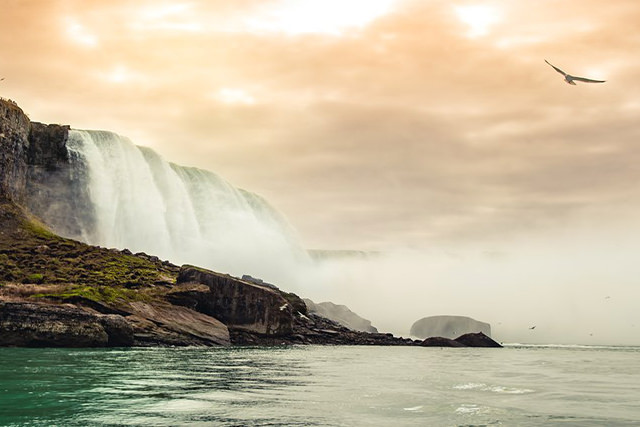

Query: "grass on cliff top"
(0, 201), (179, 297)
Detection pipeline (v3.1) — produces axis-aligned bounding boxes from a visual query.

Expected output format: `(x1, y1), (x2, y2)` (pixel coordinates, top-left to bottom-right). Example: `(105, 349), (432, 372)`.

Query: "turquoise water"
(1, 345), (639, 426)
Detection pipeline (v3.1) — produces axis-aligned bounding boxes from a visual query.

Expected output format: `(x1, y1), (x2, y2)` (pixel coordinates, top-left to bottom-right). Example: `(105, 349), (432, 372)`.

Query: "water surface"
(1, 345), (639, 426)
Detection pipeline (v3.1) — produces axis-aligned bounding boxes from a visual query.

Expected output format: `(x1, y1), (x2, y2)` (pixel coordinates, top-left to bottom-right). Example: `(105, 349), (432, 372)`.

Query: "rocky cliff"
(0, 98), (92, 240)
(0, 100), (29, 203)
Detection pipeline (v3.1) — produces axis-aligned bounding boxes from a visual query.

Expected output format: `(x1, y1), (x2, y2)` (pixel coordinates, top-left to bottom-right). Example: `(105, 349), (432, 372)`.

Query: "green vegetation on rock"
(0, 201), (179, 293)
(31, 284), (150, 304)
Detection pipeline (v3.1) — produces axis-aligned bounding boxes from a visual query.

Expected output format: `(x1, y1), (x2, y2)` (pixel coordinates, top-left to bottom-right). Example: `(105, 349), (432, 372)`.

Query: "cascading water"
(65, 129), (310, 287)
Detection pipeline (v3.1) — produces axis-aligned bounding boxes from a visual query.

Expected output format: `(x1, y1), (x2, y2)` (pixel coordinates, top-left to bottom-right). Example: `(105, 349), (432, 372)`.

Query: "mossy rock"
(31, 284), (152, 304)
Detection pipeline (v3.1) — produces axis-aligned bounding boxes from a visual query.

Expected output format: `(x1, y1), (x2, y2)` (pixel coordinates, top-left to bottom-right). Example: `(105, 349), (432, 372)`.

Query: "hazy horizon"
(2, 0), (639, 344)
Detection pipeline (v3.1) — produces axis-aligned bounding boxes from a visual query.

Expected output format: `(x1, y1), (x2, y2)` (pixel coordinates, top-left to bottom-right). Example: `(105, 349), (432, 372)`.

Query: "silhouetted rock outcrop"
(454, 332), (502, 347)
(410, 315), (491, 339)
(420, 332), (502, 348)
(304, 298), (378, 333)
(420, 336), (467, 347)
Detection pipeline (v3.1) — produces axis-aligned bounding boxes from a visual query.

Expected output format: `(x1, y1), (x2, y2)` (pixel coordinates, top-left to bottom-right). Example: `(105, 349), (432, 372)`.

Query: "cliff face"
(0, 99), (89, 240)
(0, 100), (30, 202)
(25, 123), (95, 240)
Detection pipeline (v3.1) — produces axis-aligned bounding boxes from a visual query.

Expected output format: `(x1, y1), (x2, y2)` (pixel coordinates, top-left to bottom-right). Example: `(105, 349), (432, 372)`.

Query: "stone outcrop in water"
(420, 332), (502, 348)
(454, 332), (502, 347)
(410, 315), (491, 339)
(303, 298), (378, 333)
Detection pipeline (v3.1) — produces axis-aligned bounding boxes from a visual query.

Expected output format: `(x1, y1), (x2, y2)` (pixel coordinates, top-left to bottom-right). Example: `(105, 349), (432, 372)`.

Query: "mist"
(295, 228), (640, 346)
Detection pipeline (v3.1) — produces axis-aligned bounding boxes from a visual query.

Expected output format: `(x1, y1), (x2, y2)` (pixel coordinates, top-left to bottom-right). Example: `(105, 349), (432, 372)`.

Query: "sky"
(2, 0), (640, 342)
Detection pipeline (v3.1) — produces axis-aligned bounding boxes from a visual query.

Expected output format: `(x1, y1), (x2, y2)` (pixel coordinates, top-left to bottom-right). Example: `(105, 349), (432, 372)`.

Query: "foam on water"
(453, 383), (534, 394)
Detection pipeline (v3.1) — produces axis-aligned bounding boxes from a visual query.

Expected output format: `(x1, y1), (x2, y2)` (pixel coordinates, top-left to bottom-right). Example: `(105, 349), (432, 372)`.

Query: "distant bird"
(0, 77), (4, 81)
(545, 60), (605, 85)
(529, 326), (536, 330)
(605, 296), (611, 299)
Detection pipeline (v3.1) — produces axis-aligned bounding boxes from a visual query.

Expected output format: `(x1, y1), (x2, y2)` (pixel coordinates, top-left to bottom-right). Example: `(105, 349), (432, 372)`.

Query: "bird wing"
(571, 75), (606, 83)
(545, 60), (567, 76)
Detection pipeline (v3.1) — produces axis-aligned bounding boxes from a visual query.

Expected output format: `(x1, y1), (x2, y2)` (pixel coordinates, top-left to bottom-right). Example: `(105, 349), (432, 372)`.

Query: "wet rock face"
(25, 123), (96, 240)
(0, 102), (92, 239)
(0, 301), (133, 347)
(27, 122), (69, 168)
(0, 100), (30, 202)
(175, 266), (294, 336)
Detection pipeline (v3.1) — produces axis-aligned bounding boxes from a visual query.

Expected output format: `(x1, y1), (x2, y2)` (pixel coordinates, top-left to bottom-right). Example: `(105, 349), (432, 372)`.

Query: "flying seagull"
(545, 60), (605, 85)
(529, 326), (536, 330)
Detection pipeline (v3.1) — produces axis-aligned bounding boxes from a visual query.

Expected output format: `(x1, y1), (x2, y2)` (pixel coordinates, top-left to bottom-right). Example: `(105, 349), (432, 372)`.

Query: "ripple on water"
(453, 382), (535, 394)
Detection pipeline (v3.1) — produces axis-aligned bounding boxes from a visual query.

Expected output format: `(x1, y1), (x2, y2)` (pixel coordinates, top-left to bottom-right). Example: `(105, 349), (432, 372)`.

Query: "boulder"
(175, 266), (294, 336)
(304, 299), (378, 333)
(121, 301), (229, 346)
(27, 122), (69, 168)
(410, 315), (491, 339)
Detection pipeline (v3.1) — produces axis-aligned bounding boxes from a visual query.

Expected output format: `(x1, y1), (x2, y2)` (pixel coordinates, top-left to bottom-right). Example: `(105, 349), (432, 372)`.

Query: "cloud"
(2, 0), (640, 251)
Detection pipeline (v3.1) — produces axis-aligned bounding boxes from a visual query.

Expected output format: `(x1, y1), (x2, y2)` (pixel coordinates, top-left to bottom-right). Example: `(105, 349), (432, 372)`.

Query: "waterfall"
(65, 129), (310, 286)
